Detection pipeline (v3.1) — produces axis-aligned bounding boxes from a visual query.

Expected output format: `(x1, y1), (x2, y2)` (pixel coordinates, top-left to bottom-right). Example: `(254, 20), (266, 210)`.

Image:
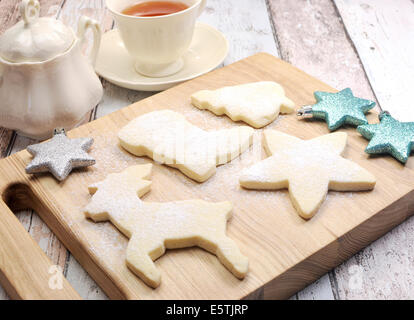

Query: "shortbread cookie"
(240, 130), (376, 219)
(118, 110), (254, 182)
(84, 164), (248, 288)
(191, 81), (295, 128)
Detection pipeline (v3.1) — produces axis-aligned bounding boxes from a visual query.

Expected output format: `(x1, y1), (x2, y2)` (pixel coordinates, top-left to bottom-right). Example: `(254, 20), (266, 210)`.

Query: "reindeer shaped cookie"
(84, 164), (248, 288)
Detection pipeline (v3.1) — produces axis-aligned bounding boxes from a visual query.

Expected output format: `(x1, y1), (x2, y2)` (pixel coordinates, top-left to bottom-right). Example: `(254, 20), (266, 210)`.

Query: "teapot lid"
(0, 0), (74, 63)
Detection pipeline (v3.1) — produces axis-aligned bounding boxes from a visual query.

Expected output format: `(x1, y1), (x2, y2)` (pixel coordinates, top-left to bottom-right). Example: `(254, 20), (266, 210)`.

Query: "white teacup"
(106, 0), (206, 77)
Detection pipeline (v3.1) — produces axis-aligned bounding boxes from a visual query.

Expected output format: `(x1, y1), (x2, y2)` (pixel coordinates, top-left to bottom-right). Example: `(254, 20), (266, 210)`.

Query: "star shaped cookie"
(239, 130), (376, 219)
(26, 129), (95, 181)
(308, 88), (375, 131)
(357, 112), (414, 163)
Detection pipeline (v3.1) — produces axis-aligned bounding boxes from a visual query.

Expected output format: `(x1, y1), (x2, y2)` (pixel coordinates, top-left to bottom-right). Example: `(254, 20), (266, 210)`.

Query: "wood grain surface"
(0, 0), (413, 299)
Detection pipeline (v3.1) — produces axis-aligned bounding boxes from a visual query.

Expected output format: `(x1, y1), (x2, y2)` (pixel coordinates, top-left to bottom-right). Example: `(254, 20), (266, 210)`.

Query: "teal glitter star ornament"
(297, 88), (376, 131)
(357, 111), (414, 164)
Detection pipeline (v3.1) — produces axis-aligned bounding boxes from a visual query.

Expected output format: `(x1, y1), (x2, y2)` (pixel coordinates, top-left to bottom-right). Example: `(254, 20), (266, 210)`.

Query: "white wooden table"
(0, 0), (413, 300)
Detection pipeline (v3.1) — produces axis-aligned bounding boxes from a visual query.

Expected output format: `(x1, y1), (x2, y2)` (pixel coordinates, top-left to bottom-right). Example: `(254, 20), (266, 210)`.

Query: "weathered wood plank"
(267, 0), (380, 299)
(267, 0), (375, 102)
(296, 274), (335, 300)
(331, 0), (414, 299)
(200, 0), (279, 64)
(0, 130), (13, 158)
(59, 0), (113, 37)
(0, 0), (23, 33)
(95, 81), (154, 119)
(65, 254), (107, 299)
(334, 0), (414, 121)
(0, 0), (63, 33)
(333, 218), (414, 299)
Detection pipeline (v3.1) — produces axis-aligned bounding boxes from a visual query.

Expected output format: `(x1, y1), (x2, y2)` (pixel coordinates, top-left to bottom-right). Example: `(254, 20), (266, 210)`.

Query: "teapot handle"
(77, 16), (102, 67)
(20, 0), (40, 25)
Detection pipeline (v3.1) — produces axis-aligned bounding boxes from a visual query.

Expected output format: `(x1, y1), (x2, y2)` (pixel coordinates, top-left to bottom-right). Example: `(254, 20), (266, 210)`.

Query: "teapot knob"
(20, 0), (40, 25)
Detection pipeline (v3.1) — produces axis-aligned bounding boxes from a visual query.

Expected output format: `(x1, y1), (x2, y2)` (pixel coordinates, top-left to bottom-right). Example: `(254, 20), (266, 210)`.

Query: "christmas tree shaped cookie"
(240, 130), (376, 219)
(118, 110), (254, 182)
(191, 81), (295, 128)
(84, 164), (249, 288)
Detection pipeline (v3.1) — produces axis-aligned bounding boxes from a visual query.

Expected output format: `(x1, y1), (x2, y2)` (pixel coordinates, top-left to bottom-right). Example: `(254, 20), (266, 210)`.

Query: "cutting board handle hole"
(2, 183), (34, 212)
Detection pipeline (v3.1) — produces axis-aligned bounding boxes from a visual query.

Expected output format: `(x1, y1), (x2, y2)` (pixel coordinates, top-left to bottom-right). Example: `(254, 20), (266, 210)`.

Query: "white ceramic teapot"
(0, 0), (103, 139)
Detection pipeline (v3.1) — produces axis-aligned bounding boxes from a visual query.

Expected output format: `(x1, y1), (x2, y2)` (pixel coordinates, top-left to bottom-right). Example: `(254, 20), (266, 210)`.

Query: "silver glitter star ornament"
(26, 128), (95, 181)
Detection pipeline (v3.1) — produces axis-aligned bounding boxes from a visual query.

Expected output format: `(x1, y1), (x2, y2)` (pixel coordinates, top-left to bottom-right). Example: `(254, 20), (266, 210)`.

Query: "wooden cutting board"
(0, 53), (413, 300)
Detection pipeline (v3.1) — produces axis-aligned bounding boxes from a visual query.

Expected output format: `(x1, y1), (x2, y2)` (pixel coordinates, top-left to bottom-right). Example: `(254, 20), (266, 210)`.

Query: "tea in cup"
(106, 0), (206, 77)
(122, 1), (189, 17)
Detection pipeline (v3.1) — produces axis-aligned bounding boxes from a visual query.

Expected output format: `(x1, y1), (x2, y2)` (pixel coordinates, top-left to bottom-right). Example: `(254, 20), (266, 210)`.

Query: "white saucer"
(95, 22), (229, 91)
